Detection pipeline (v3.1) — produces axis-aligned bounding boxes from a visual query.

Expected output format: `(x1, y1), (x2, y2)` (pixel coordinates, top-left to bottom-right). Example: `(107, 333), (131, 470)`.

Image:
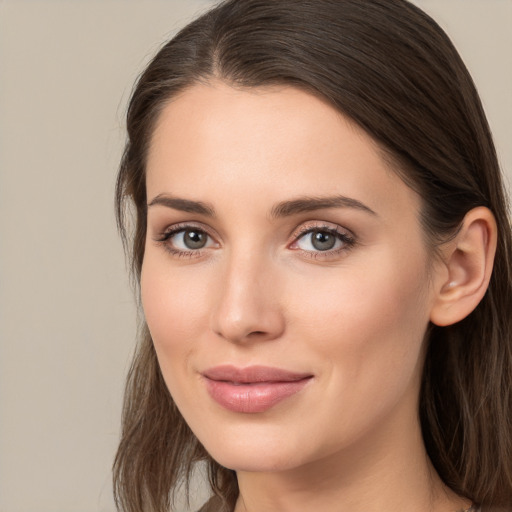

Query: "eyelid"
(290, 220), (355, 240)
(153, 221), (220, 258)
(154, 221), (218, 242)
(288, 221), (357, 257)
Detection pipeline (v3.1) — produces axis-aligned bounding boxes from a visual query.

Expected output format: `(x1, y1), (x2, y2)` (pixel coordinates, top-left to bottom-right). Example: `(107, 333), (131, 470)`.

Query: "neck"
(234, 398), (469, 512)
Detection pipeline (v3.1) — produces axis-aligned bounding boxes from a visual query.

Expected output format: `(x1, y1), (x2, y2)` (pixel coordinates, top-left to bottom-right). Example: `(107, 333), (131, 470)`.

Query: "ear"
(430, 207), (497, 327)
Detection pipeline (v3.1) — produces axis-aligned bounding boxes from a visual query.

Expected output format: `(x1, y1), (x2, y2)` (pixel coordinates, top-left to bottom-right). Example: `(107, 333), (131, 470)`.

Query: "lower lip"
(204, 377), (312, 413)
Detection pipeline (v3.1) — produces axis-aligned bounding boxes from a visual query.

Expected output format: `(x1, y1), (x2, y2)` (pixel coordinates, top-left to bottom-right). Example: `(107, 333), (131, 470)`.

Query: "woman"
(113, 1), (512, 511)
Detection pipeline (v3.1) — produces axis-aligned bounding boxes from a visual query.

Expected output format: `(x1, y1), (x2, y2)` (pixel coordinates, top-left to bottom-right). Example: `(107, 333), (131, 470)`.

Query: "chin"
(193, 419), (316, 473)
(208, 445), (303, 473)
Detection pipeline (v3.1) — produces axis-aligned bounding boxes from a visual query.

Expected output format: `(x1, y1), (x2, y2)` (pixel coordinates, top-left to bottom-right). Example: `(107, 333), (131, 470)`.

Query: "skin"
(141, 81), (486, 512)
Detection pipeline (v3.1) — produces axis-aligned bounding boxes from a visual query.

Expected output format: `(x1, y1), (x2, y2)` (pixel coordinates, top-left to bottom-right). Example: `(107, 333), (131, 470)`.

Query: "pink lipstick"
(202, 365), (313, 413)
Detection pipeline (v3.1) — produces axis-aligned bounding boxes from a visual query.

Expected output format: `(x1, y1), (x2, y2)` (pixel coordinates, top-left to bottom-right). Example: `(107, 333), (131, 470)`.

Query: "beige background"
(0, 1), (510, 511)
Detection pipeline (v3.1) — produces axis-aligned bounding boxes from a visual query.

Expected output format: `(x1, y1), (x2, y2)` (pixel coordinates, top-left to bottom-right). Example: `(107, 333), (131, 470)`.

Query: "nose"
(210, 251), (286, 344)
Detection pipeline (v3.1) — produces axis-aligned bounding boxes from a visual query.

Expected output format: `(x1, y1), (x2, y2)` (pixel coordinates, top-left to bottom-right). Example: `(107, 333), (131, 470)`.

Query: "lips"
(202, 365), (313, 413)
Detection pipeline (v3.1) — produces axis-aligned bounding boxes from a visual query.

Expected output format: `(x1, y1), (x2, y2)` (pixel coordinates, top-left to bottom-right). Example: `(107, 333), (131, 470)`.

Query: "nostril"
(248, 331), (267, 337)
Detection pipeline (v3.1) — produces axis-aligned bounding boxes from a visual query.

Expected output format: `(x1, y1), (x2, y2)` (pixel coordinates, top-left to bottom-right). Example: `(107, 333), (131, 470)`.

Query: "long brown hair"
(114, 1), (512, 511)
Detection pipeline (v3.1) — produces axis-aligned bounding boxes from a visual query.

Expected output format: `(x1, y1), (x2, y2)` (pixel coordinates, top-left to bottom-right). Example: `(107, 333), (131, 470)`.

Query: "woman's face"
(142, 82), (439, 473)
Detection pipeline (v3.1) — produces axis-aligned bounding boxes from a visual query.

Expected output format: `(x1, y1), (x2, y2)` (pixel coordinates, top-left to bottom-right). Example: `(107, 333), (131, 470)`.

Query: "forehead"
(148, 81), (366, 170)
(146, 80), (420, 221)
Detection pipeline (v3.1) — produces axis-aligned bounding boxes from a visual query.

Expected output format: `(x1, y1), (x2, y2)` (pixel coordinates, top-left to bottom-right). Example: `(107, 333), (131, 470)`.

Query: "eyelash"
(290, 224), (356, 260)
(155, 223), (214, 259)
(154, 222), (356, 260)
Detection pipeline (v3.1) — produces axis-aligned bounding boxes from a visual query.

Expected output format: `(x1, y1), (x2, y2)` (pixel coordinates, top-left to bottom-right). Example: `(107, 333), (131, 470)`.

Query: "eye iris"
(184, 230), (206, 249)
(311, 230), (336, 251)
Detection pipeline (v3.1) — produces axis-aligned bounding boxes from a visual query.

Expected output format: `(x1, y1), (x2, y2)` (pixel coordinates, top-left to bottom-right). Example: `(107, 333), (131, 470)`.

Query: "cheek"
(289, 250), (431, 398)
(294, 254), (428, 338)
(140, 253), (209, 375)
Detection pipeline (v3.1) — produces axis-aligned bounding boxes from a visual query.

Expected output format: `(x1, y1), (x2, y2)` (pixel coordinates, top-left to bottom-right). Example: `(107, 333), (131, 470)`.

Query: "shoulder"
(196, 495), (228, 512)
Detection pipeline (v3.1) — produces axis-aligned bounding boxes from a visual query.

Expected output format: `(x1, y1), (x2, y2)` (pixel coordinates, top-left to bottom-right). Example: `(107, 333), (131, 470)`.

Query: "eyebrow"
(147, 193), (377, 218)
(147, 194), (216, 217)
(270, 195), (377, 218)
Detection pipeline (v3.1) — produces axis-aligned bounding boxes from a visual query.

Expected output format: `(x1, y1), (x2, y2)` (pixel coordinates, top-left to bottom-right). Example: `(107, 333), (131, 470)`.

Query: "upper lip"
(202, 365), (313, 383)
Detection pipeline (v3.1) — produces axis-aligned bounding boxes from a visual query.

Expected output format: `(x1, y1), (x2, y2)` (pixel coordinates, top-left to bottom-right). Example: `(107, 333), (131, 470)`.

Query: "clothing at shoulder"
(196, 501), (492, 512)
(196, 495), (226, 512)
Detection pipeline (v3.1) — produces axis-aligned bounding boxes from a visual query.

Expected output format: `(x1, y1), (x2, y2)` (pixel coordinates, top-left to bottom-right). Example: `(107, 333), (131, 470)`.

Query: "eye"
(155, 224), (218, 256)
(291, 225), (355, 255)
(299, 230), (339, 251)
(172, 229), (211, 250)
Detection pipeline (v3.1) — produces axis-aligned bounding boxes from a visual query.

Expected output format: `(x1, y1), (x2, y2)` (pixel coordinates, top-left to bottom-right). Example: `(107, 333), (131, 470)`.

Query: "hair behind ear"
(421, 208), (511, 509)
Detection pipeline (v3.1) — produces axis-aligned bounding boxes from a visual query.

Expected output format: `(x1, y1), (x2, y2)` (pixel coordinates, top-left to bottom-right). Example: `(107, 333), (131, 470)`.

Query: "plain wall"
(0, 1), (510, 511)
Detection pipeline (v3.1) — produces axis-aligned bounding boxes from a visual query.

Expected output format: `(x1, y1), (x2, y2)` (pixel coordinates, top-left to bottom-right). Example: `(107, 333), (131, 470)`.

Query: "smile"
(202, 365), (313, 413)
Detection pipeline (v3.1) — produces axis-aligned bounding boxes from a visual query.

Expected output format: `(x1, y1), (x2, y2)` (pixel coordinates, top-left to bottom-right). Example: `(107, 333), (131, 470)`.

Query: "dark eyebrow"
(147, 194), (376, 219)
(147, 194), (216, 217)
(270, 195), (377, 218)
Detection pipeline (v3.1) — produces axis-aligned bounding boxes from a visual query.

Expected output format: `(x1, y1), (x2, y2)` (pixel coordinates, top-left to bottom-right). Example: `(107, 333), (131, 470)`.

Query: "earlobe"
(430, 207), (497, 327)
